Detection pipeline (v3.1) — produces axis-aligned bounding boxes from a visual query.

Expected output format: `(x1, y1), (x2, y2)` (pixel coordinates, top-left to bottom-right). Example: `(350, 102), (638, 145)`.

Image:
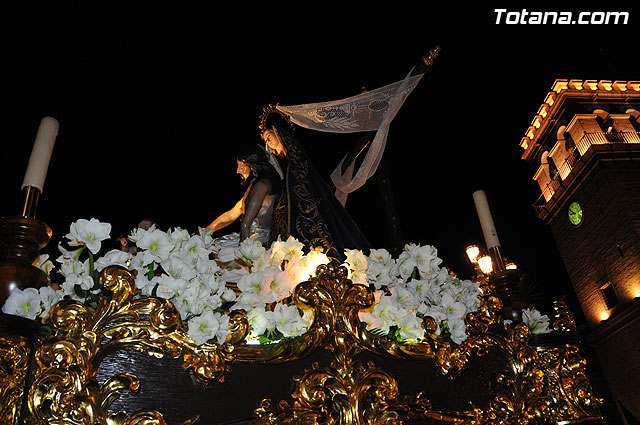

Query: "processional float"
(0, 48), (606, 425)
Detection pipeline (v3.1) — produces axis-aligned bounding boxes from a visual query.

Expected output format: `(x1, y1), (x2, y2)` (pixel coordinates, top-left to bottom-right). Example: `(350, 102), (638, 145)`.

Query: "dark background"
(1, 4), (638, 319)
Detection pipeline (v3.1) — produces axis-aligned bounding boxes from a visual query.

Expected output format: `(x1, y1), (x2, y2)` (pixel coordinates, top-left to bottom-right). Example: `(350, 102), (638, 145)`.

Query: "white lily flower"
(345, 249), (368, 273)
(271, 235), (305, 265)
(65, 272), (95, 291)
(231, 293), (264, 312)
(366, 249), (396, 289)
(187, 310), (220, 345)
(2, 288), (42, 319)
(153, 274), (188, 300)
(237, 236), (266, 267)
(161, 256), (196, 281)
(237, 272), (267, 296)
(247, 307), (275, 336)
(180, 235), (211, 262)
(397, 311), (425, 340)
(261, 266), (294, 303)
(214, 312), (230, 344)
(94, 249), (132, 271)
(396, 254), (418, 281)
(39, 286), (63, 318)
(272, 303), (307, 337)
(33, 254), (55, 276)
(299, 249), (330, 279)
(137, 229), (173, 264)
(65, 218), (112, 254)
(441, 292), (467, 320)
(168, 227), (190, 249)
(447, 318), (468, 344)
(522, 308), (553, 334)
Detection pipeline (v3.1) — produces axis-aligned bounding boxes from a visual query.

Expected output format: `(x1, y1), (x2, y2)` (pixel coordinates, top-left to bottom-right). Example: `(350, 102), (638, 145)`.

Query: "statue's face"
(263, 129), (286, 156)
(236, 159), (250, 181)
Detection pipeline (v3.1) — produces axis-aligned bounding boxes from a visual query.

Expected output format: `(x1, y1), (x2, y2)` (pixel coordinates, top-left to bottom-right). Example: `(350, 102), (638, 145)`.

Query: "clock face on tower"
(568, 201), (583, 226)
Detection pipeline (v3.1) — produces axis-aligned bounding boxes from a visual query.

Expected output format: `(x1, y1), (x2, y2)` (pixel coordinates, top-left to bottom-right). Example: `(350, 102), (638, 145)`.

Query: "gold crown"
(258, 104), (294, 135)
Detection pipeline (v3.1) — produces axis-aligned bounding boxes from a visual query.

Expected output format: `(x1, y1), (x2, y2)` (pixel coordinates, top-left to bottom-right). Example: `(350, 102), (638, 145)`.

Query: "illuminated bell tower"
(521, 79), (640, 420)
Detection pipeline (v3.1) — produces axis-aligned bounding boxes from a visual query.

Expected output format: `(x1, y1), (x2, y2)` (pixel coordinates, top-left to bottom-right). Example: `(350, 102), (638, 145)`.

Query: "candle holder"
(0, 216), (52, 307)
(489, 268), (532, 321)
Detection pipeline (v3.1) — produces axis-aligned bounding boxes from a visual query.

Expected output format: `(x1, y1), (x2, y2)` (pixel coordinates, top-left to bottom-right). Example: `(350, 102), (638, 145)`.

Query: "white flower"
(237, 272), (267, 296)
(127, 226), (148, 243)
(33, 254), (55, 276)
(214, 312), (230, 344)
(39, 286), (63, 318)
(133, 269), (155, 295)
(197, 226), (214, 248)
(271, 235), (304, 266)
(366, 248), (396, 289)
(136, 229), (173, 264)
(65, 272), (95, 291)
(405, 243), (442, 276)
(205, 293), (224, 311)
(247, 306), (275, 336)
(57, 242), (85, 262)
(161, 256), (196, 281)
(440, 292), (467, 320)
(94, 249), (132, 271)
(187, 310), (220, 345)
(447, 318), (467, 344)
(195, 257), (221, 276)
(345, 249), (368, 273)
(369, 248), (394, 267)
(65, 218), (112, 254)
(237, 236), (266, 268)
(174, 284), (206, 319)
(2, 288), (41, 320)
(389, 285), (419, 310)
(168, 227), (190, 249)
(362, 293), (403, 334)
(522, 308), (552, 334)
(252, 251), (277, 273)
(272, 303), (307, 337)
(232, 293), (264, 311)
(219, 286), (237, 303)
(298, 249), (330, 279)
(397, 311), (425, 340)
(180, 235), (211, 262)
(260, 266), (294, 303)
(153, 274), (188, 300)
(396, 255), (418, 281)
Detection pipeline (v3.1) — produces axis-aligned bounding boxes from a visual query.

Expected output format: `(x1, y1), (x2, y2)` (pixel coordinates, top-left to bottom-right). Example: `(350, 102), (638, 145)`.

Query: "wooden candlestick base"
(0, 216), (51, 307)
(489, 269), (532, 321)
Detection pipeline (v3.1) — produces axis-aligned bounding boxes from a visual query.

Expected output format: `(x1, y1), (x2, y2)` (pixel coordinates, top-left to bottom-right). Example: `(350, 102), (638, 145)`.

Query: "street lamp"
(466, 245), (480, 264)
(477, 255), (494, 275)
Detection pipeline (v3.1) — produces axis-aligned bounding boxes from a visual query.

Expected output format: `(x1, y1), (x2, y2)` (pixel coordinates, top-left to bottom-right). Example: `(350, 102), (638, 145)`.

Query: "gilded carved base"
(4, 264), (604, 425)
(1, 333), (32, 425)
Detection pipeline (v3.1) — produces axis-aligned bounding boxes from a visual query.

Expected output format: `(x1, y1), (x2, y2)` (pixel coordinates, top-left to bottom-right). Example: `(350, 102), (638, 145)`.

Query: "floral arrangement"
(1, 218), (552, 346)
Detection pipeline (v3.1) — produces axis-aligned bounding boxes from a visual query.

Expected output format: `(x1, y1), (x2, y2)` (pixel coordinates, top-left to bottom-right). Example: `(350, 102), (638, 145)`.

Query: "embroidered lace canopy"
(276, 70), (423, 205)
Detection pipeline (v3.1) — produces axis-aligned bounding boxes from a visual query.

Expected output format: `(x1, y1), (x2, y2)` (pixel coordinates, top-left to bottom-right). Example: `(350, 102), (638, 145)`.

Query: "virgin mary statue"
(260, 120), (371, 261)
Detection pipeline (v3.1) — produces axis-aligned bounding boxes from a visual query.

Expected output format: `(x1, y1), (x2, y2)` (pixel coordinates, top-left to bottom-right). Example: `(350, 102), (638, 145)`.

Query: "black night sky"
(1, 4), (638, 321)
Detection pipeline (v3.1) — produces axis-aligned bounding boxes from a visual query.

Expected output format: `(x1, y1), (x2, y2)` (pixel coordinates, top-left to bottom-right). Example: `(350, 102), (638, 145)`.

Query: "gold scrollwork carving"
(252, 263), (603, 425)
(27, 265), (248, 424)
(23, 261), (603, 425)
(1, 334), (32, 425)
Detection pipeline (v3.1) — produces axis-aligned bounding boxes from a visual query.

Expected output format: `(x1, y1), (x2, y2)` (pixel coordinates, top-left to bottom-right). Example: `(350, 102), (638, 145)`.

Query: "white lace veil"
(276, 69), (423, 205)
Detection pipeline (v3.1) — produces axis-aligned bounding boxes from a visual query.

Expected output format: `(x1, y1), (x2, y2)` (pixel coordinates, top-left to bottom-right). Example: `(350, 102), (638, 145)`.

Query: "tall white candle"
(21, 117), (59, 193)
(473, 190), (501, 249)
